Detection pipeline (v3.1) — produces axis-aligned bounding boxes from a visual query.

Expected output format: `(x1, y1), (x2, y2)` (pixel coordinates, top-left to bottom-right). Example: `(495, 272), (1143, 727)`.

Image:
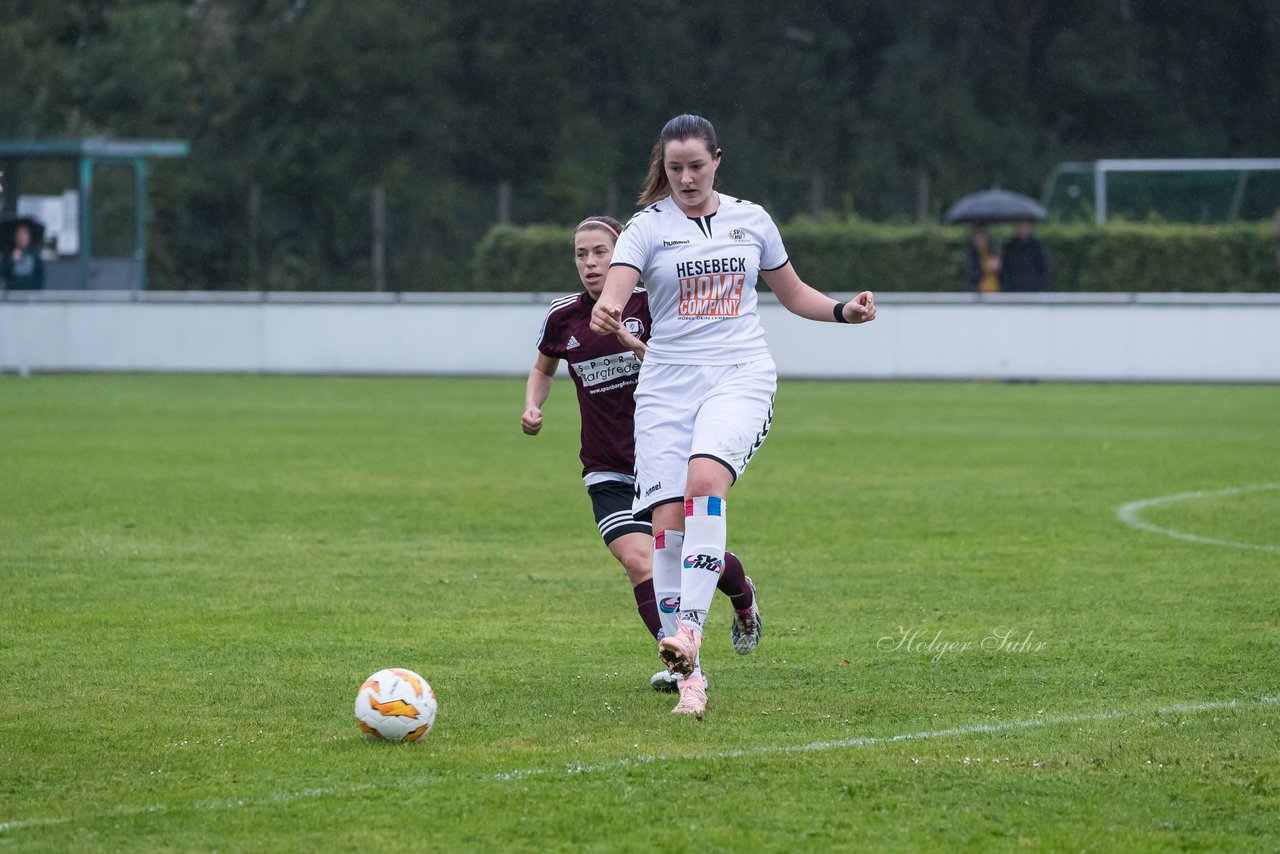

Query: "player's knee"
(685, 476), (729, 499)
(686, 458), (733, 498)
(652, 504), (683, 535)
(618, 549), (651, 585)
(686, 479), (716, 498)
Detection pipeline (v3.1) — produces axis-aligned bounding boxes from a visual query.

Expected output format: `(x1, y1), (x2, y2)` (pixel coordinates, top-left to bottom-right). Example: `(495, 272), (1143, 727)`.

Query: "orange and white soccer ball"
(354, 668), (437, 742)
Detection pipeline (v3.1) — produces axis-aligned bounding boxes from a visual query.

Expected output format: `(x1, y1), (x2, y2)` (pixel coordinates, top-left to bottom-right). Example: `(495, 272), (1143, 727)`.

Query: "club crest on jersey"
(682, 553), (723, 574)
(730, 228), (747, 242)
(623, 317), (645, 338)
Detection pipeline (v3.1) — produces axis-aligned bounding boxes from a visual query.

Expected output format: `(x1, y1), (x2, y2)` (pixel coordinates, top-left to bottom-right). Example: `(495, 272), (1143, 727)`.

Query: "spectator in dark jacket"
(1000, 219), (1049, 292)
(2, 222), (44, 290)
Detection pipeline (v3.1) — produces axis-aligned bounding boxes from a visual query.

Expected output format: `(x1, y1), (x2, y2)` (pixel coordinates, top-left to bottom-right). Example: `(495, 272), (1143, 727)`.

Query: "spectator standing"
(2, 222), (44, 290)
(961, 224), (1001, 293)
(1000, 219), (1049, 292)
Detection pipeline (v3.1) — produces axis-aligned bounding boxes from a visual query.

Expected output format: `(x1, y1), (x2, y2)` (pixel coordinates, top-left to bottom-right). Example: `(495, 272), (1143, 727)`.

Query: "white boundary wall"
(2, 291), (1278, 382)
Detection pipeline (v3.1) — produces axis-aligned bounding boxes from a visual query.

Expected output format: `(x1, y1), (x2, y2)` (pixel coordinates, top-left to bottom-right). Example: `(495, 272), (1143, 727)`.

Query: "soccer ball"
(354, 668), (438, 742)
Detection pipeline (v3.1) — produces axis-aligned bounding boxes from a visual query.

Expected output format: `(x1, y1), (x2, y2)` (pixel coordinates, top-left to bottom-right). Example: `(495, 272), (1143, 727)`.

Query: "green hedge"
(1033, 221), (1277, 293)
(471, 220), (1280, 293)
(471, 225), (575, 292)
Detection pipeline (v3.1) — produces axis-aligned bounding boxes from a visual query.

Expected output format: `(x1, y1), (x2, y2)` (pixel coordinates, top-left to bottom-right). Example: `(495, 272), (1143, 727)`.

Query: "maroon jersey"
(536, 288), (651, 478)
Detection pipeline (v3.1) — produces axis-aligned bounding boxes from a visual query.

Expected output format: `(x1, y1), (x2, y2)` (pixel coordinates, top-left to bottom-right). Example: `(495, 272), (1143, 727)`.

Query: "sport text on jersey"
(571, 351), (641, 390)
(675, 256), (747, 319)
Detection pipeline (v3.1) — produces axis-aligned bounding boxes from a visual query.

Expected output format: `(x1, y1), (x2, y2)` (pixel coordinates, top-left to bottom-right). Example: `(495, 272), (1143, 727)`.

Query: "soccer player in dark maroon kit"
(522, 216), (760, 693)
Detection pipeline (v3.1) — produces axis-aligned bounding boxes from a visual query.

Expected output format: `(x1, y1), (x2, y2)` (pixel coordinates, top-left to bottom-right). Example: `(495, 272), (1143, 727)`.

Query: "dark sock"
(718, 551), (754, 611)
(633, 577), (662, 640)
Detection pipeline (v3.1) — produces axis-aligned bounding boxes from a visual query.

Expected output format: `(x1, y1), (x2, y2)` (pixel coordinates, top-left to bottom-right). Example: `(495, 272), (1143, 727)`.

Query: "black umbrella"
(0, 215), (46, 249)
(944, 189), (1047, 224)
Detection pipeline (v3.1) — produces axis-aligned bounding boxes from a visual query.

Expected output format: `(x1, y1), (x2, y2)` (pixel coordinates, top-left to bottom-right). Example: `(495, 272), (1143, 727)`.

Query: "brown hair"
(573, 215), (623, 244)
(636, 114), (721, 207)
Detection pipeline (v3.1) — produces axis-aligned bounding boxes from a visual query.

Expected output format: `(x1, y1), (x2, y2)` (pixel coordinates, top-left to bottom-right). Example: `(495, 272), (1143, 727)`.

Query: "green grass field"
(2, 374), (1278, 851)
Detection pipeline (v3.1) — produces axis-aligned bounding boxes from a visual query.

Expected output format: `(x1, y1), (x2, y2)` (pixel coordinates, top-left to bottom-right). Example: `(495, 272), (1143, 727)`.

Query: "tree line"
(2, 0), (1277, 290)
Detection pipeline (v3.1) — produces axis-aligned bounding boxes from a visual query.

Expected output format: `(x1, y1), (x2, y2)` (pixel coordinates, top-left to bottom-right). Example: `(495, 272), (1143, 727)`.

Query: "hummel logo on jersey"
(663, 239), (691, 247)
(566, 335), (580, 349)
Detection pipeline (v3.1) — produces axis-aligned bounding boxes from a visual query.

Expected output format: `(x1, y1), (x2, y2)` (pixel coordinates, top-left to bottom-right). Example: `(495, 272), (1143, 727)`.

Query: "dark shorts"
(588, 480), (652, 545)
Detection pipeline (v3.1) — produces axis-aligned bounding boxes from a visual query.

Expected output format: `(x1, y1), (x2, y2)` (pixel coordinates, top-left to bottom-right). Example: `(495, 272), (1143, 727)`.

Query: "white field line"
(1116, 483), (1280, 553)
(497, 693), (1280, 780)
(3, 693), (1277, 834)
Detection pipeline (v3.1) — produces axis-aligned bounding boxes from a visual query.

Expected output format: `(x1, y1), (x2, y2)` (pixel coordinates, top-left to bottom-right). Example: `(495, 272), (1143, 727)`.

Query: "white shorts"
(632, 357), (777, 519)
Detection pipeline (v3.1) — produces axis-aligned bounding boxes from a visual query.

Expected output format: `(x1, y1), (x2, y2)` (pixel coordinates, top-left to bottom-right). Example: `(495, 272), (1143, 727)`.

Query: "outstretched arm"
(760, 262), (876, 324)
(521, 353), (560, 436)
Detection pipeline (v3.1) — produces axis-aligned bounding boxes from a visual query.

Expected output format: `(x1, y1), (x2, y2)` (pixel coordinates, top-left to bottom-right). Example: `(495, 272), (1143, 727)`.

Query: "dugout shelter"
(0, 138), (188, 291)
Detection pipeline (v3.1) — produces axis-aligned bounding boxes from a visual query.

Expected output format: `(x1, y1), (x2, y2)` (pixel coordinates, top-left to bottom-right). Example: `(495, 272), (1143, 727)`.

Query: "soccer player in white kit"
(590, 114), (876, 718)
(524, 216), (763, 694)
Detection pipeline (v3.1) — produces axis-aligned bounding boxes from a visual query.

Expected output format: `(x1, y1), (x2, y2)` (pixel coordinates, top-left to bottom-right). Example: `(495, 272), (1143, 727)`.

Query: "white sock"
(677, 496), (727, 637)
(653, 529), (683, 642)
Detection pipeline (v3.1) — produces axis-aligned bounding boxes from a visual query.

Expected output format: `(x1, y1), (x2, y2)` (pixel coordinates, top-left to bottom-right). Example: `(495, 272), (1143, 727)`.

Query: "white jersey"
(610, 193), (788, 366)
